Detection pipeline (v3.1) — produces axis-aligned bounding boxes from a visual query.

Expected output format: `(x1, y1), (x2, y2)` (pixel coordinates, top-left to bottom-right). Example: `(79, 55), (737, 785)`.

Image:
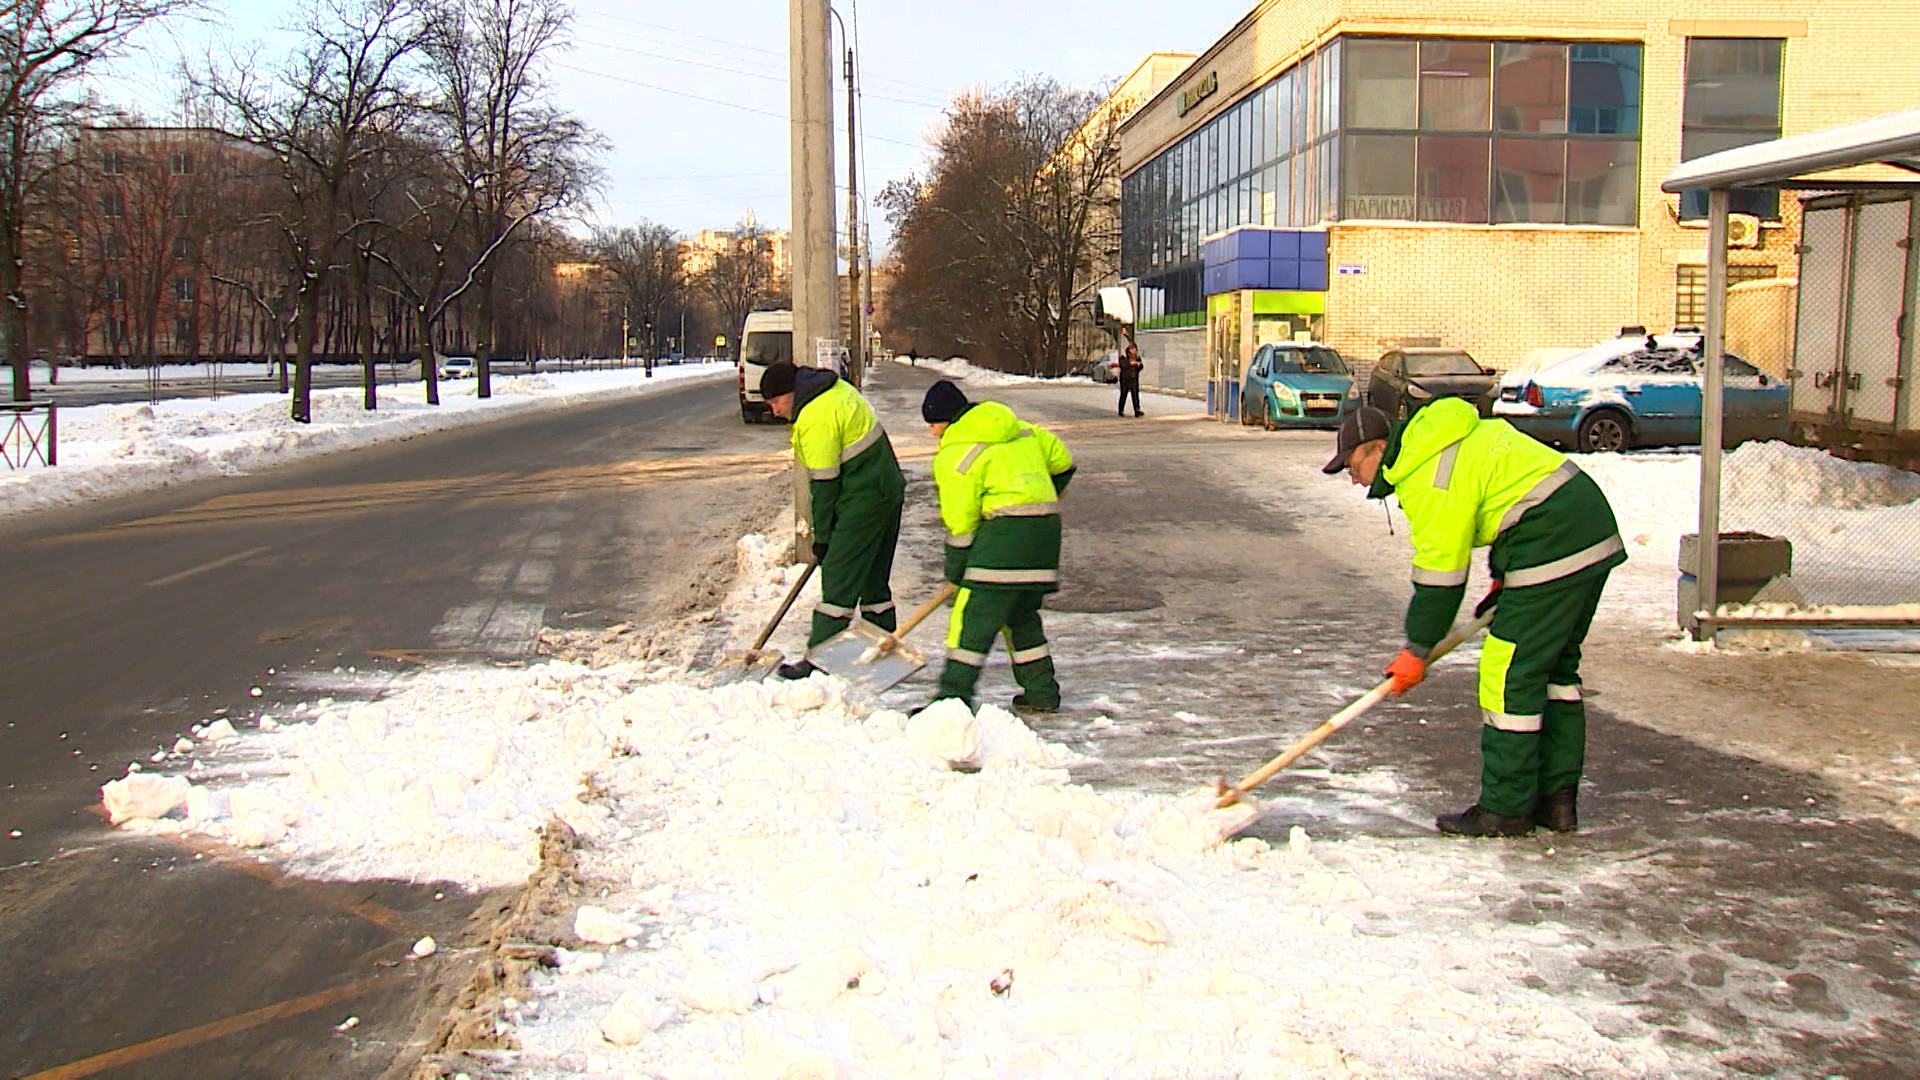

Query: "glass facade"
(1122, 34), (1645, 317)
(1678, 38), (1782, 220)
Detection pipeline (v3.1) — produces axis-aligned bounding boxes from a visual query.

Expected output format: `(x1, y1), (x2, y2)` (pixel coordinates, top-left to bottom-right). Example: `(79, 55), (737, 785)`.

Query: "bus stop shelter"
(1660, 108), (1920, 640)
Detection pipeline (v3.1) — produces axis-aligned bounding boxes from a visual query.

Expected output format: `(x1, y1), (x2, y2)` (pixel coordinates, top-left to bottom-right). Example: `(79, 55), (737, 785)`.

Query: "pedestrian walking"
(1118, 342), (1144, 417)
(760, 361), (906, 679)
(1325, 399), (1624, 836)
(918, 380), (1075, 712)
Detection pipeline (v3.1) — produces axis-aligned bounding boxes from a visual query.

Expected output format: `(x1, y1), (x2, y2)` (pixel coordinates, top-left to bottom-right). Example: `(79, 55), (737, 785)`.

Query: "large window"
(1678, 38), (1782, 220)
(1337, 36), (1640, 226)
(1121, 39), (1342, 311)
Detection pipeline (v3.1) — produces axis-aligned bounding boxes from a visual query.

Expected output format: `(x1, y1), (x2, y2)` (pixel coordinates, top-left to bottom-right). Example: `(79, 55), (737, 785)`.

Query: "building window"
(1333, 35), (1640, 225)
(1674, 264), (1777, 327)
(104, 316), (127, 347)
(102, 234), (127, 260)
(103, 278), (126, 303)
(171, 151), (194, 175)
(172, 235), (196, 260)
(175, 317), (195, 347)
(1678, 39), (1783, 220)
(101, 151), (123, 176)
(170, 193), (190, 218)
(100, 190), (123, 217)
(174, 277), (197, 303)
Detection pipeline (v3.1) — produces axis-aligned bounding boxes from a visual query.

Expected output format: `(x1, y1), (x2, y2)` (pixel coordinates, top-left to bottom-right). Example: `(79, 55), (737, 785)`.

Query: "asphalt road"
(0, 371), (781, 1078)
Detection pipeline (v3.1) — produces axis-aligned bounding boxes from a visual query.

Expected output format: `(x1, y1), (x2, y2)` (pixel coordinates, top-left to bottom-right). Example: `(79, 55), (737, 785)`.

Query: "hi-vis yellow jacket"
(933, 401), (1074, 590)
(789, 369), (904, 541)
(1375, 396), (1624, 650)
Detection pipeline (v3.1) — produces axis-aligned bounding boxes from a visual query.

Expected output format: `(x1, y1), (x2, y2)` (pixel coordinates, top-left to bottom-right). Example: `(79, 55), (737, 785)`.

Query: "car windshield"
(1600, 347), (1699, 375)
(1406, 353), (1481, 376)
(743, 331), (792, 366)
(1270, 347), (1348, 375)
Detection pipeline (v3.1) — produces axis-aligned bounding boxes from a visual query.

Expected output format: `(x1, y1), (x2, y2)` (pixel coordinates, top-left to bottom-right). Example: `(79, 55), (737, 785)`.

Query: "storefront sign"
(1177, 71), (1219, 117)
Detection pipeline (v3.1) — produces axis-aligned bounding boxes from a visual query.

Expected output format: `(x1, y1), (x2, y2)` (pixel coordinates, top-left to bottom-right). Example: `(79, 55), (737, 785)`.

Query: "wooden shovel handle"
(865, 583), (959, 655)
(1215, 611), (1494, 809)
(749, 560), (819, 652)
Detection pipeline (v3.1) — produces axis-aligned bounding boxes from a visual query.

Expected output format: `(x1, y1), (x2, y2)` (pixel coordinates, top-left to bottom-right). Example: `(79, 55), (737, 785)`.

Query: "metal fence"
(1, 402), (56, 470)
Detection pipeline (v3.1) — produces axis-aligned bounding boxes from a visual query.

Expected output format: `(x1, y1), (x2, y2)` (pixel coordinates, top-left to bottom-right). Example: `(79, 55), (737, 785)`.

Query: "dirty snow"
(893, 355), (1096, 388)
(0, 362), (729, 520)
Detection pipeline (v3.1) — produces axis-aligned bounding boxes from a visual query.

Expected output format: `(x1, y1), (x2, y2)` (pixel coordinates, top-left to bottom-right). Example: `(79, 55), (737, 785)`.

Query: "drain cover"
(1045, 587), (1163, 613)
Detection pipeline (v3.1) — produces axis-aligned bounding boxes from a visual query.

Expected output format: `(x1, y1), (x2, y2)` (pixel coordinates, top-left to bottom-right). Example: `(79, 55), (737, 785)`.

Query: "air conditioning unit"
(1726, 213), (1762, 248)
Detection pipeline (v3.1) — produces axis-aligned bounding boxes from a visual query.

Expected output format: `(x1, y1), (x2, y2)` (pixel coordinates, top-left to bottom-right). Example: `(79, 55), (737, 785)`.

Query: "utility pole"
(790, 0), (835, 374)
(621, 303), (629, 366)
(844, 39), (863, 387)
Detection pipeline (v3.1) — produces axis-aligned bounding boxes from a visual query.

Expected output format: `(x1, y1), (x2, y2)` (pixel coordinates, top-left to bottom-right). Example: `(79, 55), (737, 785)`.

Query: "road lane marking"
(144, 546), (272, 588)
(19, 974), (391, 1080)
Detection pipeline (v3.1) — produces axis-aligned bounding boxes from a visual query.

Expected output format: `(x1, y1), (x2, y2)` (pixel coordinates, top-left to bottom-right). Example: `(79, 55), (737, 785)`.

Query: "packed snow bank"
(892, 354), (1095, 388)
(104, 653), (1655, 1077)
(0, 362), (728, 521)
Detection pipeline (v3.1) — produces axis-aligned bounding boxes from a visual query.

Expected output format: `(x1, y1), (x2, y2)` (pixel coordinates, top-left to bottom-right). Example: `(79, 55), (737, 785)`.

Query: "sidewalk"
(94, 360), (1920, 1078)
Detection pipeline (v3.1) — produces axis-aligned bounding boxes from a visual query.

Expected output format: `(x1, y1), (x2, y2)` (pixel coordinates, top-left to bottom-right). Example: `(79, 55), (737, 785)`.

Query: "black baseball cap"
(1322, 405), (1392, 475)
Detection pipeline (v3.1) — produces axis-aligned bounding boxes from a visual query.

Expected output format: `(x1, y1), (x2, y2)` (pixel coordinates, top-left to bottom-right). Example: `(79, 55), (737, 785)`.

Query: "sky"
(97, 0), (1254, 247)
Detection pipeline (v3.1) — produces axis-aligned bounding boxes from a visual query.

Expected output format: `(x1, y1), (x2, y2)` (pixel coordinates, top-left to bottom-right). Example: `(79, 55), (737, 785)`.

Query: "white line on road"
(145, 546), (272, 588)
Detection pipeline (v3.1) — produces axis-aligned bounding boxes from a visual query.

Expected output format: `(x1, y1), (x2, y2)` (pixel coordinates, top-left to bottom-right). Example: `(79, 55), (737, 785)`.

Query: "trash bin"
(1677, 531), (1793, 631)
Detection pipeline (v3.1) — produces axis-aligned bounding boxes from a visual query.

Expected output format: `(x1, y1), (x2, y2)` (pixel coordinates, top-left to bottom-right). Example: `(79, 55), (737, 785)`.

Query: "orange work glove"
(1383, 649), (1427, 696)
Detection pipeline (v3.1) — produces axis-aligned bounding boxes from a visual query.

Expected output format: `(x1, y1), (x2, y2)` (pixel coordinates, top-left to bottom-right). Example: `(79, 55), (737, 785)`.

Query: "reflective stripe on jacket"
(1380, 396), (1623, 649)
(789, 369), (904, 542)
(933, 401), (1071, 590)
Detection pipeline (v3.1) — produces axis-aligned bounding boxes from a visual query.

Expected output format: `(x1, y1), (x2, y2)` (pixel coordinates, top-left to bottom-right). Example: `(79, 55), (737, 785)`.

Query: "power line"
(554, 61), (925, 150)
(573, 30), (947, 110)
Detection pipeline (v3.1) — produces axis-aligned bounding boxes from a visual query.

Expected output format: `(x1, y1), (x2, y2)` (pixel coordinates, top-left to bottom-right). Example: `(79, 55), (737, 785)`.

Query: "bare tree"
(427, 0), (598, 398)
(700, 217), (777, 362)
(877, 77), (1121, 374)
(591, 220), (679, 360)
(2, 0), (196, 399)
(197, 0), (428, 421)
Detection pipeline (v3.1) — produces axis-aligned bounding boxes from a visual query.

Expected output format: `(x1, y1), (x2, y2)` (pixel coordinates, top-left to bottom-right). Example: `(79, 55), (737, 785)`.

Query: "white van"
(737, 310), (794, 423)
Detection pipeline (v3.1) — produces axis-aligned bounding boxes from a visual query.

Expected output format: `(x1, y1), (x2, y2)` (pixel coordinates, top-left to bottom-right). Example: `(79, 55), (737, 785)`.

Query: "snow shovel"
(1214, 610), (1495, 813)
(806, 583), (958, 694)
(705, 559), (818, 685)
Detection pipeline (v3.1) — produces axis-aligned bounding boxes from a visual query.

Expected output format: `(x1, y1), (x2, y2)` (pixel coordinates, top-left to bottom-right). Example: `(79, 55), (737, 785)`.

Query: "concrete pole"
(790, 0), (837, 373)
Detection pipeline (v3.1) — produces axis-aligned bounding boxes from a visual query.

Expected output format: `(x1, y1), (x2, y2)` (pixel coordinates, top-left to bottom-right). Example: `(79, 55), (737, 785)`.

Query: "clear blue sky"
(101, 0), (1253, 244)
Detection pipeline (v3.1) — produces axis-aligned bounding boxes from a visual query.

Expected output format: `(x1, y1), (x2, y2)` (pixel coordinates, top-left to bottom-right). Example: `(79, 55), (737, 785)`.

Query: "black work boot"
(1535, 787), (1579, 833)
(1011, 693), (1059, 714)
(1435, 804), (1535, 837)
(775, 659), (817, 680)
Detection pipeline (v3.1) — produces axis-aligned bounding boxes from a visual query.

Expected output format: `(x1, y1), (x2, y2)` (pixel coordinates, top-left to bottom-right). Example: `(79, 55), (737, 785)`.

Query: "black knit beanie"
(921, 379), (969, 423)
(759, 361), (798, 398)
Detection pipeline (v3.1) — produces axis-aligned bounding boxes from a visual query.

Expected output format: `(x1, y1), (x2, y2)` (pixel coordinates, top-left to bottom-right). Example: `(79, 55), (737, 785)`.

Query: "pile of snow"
(892, 354), (1094, 388)
(0, 363), (729, 521)
(1722, 441), (1920, 510)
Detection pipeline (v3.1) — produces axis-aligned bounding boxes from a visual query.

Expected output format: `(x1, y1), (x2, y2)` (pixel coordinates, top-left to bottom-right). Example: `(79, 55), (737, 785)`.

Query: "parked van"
(737, 310), (794, 423)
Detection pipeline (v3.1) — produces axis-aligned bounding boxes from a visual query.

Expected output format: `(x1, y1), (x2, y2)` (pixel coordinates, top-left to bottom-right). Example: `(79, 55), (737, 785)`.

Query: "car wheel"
(1240, 393), (1258, 426)
(1577, 409), (1631, 453)
(1263, 399), (1278, 431)
(741, 403), (757, 424)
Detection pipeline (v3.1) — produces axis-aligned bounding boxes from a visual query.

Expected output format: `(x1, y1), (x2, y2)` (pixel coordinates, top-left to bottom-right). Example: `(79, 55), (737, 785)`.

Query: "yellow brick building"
(1115, 1), (1920, 396)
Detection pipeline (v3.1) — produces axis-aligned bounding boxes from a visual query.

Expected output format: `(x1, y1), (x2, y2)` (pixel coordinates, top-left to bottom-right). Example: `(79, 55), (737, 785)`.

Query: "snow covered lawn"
(0, 362), (730, 521)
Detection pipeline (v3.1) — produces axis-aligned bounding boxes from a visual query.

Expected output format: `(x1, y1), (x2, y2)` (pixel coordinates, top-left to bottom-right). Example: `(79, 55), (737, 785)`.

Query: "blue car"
(1240, 343), (1360, 430)
(1492, 331), (1789, 453)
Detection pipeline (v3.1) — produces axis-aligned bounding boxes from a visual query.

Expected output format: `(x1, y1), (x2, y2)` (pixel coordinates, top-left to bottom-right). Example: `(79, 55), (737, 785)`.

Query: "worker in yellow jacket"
(761, 361), (905, 679)
(919, 380), (1075, 712)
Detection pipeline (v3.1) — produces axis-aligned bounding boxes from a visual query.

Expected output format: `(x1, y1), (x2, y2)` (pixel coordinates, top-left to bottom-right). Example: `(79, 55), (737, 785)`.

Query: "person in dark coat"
(1118, 342), (1144, 417)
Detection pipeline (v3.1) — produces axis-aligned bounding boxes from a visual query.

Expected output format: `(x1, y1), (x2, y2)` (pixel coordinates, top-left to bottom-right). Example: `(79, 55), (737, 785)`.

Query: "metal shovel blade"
(806, 623), (929, 693)
(700, 649), (783, 687)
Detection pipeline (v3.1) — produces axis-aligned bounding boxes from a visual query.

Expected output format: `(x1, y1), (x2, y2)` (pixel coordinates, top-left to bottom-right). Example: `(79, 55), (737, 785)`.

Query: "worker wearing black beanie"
(920, 379), (970, 425)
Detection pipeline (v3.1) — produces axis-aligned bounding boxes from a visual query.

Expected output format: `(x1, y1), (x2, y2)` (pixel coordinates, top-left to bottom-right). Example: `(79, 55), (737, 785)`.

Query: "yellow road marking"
(19, 975), (390, 1080)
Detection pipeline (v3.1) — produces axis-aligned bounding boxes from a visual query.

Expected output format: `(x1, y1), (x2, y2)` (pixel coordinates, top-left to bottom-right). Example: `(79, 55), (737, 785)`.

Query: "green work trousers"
(808, 497), (902, 649)
(935, 586), (1060, 708)
(1474, 569), (1611, 817)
